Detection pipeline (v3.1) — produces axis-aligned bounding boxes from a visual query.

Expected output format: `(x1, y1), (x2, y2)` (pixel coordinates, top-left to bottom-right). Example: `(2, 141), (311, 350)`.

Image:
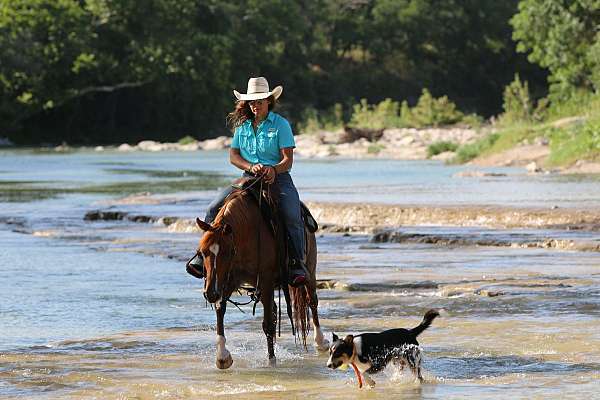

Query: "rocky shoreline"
(82, 200), (600, 253)
(307, 202), (600, 231)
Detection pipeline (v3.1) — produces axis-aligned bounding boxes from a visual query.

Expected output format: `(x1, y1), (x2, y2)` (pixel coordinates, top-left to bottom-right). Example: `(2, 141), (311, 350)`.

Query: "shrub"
(452, 133), (500, 163)
(427, 141), (458, 158)
(367, 143), (385, 154)
(178, 135), (196, 145)
(500, 74), (533, 123)
(349, 98), (401, 129)
(548, 117), (600, 166)
(408, 89), (464, 127)
(298, 104), (344, 134)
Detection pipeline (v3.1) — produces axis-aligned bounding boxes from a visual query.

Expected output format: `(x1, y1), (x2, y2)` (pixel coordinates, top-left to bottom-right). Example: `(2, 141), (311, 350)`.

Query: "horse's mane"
(213, 191), (254, 234)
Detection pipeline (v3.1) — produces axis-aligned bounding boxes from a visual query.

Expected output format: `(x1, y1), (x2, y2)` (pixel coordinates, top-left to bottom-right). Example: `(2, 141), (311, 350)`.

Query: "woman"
(188, 77), (307, 287)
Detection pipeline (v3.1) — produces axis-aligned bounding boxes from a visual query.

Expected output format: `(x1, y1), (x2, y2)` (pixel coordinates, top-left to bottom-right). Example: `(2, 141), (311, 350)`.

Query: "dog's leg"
(363, 373), (376, 388)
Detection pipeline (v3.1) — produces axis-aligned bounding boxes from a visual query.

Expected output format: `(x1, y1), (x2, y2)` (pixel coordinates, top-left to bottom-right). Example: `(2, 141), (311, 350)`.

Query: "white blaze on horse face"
(209, 243), (220, 286)
(209, 243), (220, 257)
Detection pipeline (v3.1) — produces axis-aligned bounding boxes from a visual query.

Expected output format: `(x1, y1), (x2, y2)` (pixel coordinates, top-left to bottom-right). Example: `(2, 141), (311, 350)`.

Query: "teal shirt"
(231, 111), (296, 166)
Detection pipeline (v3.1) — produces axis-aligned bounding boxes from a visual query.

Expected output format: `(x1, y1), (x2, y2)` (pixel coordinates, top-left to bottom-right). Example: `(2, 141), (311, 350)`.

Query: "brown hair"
(226, 95), (276, 130)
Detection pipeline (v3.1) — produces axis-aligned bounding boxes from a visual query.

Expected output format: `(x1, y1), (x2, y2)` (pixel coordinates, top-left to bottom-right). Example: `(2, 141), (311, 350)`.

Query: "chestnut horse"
(193, 187), (329, 369)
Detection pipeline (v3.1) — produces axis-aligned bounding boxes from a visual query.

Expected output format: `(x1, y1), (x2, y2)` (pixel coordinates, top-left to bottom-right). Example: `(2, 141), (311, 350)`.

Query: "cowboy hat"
(233, 77), (283, 101)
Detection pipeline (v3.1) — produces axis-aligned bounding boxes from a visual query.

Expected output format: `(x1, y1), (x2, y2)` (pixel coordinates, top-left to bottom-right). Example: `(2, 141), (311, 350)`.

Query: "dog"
(326, 309), (439, 388)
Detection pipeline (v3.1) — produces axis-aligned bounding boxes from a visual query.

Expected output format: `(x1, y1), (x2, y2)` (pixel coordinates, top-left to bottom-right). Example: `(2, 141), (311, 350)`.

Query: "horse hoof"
(268, 357), (276, 367)
(216, 354), (233, 369)
(315, 339), (330, 352)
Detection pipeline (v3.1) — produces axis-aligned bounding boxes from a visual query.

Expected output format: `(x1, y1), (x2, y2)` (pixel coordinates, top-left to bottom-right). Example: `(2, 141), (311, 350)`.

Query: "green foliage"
(501, 74), (533, 123)
(452, 133), (500, 164)
(177, 135), (196, 145)
(547, 116), (600, 166)
(427, 141), (458, 158)
(367, 143), (385, 154)
(349, 98), (402, 130)
(408, 89), (464, 127)
(0, 0), (548, 144)
(511, 0), (600, 97)
(347, 90), (469, 130)
(298, 104), (344, 134)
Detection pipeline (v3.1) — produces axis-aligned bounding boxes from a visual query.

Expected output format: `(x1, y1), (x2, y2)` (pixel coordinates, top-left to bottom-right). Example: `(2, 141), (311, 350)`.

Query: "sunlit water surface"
(1, 149), (599, 399)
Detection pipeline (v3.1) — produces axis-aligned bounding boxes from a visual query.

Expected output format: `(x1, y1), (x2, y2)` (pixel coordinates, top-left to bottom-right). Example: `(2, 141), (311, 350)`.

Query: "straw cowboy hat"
(233, 77), (283, 101)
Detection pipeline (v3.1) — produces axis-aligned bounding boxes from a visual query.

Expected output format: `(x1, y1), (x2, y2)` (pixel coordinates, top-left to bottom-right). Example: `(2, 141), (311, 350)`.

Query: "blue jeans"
(204, 172), (305, 260)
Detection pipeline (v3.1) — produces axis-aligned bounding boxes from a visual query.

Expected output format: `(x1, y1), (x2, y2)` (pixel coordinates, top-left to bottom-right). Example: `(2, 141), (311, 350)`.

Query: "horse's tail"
(291, 285), (310, 348)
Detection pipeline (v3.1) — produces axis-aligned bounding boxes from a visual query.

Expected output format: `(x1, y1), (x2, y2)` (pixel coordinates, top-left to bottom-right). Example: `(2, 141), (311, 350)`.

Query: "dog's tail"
(410, 309), (440, 337)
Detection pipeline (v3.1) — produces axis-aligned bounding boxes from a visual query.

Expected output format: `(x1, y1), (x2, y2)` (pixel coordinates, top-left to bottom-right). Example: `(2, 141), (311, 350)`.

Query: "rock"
(431, 151), (455, 162)
(118, 143), (135, 152)
(316, 279), (337, 289)
(526, 161), (542, 173)
(398, 135), (415, 146)
(54, 142), (70, 152)
(200, 136), (231, 150)
(137, 140), (164, 151)
(156, 216), (178, 226)
(319, 130), (346, 144)
(342, 126), (384, 142)
(84, 211), (128, 221)
(177, 142), (201, 151)
(454, 170), (507, 178)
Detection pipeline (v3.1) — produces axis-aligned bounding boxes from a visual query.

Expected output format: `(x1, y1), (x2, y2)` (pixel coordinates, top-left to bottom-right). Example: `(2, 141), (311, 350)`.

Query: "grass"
(452, 133), (500, 164)
(547, 116), (600, 166)
(427, 141), (458, 158)
(452, 93), (600, 166)
(178, 135), (197, 145)
(367, 143), (386, 154)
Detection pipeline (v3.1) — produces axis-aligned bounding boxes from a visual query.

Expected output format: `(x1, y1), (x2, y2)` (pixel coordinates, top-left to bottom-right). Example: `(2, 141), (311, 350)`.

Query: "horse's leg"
(261, 290), (277, 366)
(215, 299), (233, 369)
(308, 282), (329, 351)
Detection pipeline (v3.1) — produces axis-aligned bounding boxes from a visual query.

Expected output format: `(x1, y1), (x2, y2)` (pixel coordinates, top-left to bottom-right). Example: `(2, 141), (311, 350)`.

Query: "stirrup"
(185, 254), (204, 279)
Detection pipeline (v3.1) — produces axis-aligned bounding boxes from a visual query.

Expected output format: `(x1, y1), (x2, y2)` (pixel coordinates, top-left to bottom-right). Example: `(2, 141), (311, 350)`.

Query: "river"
(1, 149), (599, 399)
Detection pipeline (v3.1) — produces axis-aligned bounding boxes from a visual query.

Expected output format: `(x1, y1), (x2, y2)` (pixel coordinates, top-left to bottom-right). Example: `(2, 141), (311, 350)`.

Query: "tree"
(511, 0), (600, 97)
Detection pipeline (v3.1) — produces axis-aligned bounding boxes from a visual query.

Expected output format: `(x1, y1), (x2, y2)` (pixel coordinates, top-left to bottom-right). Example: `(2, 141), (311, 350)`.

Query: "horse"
(192, 183), (329, 369)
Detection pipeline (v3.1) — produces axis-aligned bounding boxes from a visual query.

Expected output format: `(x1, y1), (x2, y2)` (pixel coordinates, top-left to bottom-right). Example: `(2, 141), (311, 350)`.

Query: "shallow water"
(1, 149), (599, 399)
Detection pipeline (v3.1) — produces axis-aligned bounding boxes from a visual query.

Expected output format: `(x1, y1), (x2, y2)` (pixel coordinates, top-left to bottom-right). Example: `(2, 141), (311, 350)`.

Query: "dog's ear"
(344, 334), (354, 345)
(332, 332), (338, 342)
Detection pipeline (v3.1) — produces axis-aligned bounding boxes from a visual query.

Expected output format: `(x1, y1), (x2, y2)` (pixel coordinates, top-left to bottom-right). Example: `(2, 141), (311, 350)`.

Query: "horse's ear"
(344, 334), (354, 345)
(222, 223), (232, 235)
(332, 332), (339, 342)
(196, 218), (214, 232)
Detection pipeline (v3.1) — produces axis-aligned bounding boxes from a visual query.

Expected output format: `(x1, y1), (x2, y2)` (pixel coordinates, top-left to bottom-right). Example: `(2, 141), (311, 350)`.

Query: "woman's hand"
(264, 166), (276, 184)
(250, 163), (264, 175)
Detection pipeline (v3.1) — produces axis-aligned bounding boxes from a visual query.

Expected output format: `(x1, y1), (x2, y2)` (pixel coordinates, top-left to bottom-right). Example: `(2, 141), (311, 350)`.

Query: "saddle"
(232, 176), (318, 234)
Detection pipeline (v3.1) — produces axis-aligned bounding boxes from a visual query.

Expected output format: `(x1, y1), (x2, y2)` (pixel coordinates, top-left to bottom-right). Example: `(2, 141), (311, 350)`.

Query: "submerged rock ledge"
(306, 202), (600, 231)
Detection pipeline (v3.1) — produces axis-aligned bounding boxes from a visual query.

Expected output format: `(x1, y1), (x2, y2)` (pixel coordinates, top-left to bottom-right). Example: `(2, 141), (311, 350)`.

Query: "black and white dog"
(326, 309), (439, 387)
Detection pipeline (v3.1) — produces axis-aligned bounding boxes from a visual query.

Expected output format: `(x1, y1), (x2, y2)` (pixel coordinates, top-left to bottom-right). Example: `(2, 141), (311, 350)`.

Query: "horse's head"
(195, 217), (235, 304)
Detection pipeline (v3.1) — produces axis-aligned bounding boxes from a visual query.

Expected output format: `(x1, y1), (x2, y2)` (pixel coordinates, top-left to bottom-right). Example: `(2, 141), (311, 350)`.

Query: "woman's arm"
(229, 148), (255, 172)
(273, 147), (294, 174)
(264, 147), (293, 184)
